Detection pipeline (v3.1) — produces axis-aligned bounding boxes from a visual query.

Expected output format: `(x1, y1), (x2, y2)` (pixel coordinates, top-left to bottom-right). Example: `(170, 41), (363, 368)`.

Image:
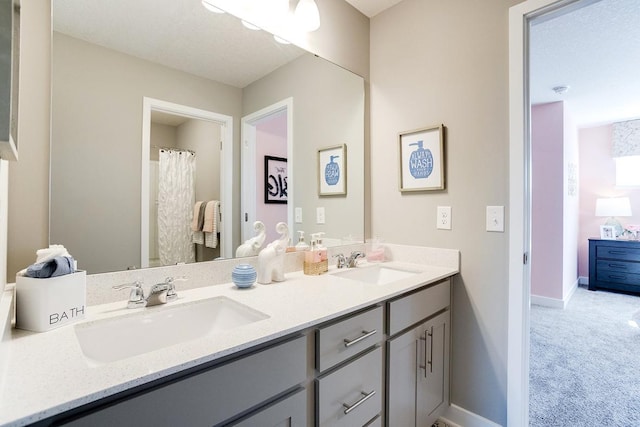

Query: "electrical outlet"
(316, 207), (325, 224)
(437, 206), (452, 230)
(486, 206), (505, 232)
(295, 207), (303, 223)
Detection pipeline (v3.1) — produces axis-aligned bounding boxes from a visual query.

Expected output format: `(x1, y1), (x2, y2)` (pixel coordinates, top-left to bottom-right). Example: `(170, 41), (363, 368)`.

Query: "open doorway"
(241, 98), (293, 247)
(141, 97), (233, 266)
(509, 0), (640, 424)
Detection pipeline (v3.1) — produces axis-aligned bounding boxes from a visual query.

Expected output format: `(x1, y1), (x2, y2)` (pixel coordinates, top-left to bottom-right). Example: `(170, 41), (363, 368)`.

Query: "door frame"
(240, 98), (293, 243)
(141, 97), (233, 267)
(508, 0), (589, 424)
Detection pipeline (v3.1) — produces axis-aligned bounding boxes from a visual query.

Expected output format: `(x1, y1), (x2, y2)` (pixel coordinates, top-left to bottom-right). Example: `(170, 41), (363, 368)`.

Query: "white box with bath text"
(15, 270), (86, 332)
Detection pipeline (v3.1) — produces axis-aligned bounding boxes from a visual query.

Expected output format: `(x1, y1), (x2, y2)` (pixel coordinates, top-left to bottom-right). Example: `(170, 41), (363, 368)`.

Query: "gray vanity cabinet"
(386, 279), (451, 427)
(58, 335), (307, 427)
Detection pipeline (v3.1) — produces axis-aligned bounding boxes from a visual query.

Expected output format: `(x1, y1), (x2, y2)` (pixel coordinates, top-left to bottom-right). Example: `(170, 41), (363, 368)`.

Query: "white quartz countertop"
(0, 260), (458, 426)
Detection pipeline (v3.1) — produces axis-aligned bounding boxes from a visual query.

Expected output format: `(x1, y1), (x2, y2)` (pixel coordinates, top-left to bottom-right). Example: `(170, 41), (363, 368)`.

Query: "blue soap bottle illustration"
(324, 155), (340, 186)
(408, 141), (433, 179)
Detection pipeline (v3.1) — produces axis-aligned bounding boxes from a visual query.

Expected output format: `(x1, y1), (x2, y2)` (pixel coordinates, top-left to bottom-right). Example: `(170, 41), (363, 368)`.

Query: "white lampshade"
(294, 0), (320, 32)
(595, 197), (632, 217)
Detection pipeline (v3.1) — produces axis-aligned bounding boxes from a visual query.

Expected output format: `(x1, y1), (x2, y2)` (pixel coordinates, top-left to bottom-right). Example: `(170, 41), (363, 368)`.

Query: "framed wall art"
(600, 225), (615, 240)
(264, 155), (287, 204)
(318, 144), (347, 196)
(398, 124), (445, 192)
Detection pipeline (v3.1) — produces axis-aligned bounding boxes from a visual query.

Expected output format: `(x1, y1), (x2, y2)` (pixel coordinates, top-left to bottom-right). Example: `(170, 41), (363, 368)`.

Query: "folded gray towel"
(25, 256), (76, 278)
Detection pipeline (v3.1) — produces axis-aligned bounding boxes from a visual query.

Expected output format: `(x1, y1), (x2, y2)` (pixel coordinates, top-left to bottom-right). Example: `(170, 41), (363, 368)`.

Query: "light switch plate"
(437, 206), (452, 230)
(316, 207), (325, 224)
(486, 206), (505, 232)
(295, 207), (302, 223)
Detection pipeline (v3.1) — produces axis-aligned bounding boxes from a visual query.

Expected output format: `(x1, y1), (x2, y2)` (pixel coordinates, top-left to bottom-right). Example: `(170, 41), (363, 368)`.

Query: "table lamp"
(595, 197), (632, 237)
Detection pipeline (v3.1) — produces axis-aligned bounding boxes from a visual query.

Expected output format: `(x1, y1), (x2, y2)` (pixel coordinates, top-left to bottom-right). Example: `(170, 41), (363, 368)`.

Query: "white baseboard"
(579, 276), (588, 286)
(440, 404), (501, 427)
(531, 278), (579, 309)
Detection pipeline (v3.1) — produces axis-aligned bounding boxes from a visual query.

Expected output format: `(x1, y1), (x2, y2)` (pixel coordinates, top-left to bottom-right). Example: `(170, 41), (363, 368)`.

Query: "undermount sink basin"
(75, 296), (269, 365)
(333, 264), (419, 285)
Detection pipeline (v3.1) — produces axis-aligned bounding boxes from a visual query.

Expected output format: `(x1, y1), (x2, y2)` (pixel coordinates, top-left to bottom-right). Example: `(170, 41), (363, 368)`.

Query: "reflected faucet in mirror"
(236, 221), (266, 258)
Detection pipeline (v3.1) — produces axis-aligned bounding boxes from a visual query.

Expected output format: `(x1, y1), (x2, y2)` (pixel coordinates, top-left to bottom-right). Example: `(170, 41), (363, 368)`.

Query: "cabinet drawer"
(388, 279), (450, 336)
(597, 259), (640, 274)
(596, 245), (640, 261)
(316, 347), (382, 427)
(596, 270), (640, 286)
(61, 335), (307, 427)
(231, 388), (306, 427)
(316, 305), (383, 372)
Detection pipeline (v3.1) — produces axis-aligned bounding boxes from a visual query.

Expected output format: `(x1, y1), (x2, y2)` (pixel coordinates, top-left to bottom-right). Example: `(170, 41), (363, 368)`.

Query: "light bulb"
(294, 0), (320, 32)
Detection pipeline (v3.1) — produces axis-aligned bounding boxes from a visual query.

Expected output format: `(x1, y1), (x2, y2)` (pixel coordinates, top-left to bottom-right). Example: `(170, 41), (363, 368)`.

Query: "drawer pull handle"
(608, 263), (627, 269)
(608, 251), (628, 255)
(343, 390), (376, 415)
(343, 330), (377, 348)
(608, 275), (627, 280)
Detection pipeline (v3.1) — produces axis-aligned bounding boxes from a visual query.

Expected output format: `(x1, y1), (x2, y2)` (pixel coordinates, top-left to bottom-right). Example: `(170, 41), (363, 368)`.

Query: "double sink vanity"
(0, 244), (459, 426)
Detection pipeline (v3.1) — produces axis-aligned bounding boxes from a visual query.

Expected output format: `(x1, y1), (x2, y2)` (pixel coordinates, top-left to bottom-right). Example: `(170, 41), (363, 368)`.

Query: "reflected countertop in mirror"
(49, 0), (364, 274)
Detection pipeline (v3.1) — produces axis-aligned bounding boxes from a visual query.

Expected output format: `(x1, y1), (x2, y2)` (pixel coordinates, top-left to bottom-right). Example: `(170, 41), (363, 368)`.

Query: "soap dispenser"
(314, 232), (328, 262)
(295, 231), (310, 251)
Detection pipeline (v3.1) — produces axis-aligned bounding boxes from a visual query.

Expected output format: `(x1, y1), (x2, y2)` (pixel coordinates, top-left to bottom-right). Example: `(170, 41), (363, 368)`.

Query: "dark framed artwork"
(264, 155), (288, 204)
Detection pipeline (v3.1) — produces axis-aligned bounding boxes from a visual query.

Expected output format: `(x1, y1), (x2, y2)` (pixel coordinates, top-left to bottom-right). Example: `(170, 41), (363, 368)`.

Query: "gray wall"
(6, 0), (50, 282)
(243, 54), (365, 243)
(48, 33), (241, 273)
(370, 0), (521, 424)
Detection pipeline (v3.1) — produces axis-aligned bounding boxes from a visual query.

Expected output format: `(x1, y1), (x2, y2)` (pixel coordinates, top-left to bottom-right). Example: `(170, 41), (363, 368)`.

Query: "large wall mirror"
(50, 0), (365, 274)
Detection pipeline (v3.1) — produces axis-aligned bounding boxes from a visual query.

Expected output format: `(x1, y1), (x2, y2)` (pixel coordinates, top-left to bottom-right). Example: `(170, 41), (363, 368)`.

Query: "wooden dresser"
(588, 238), (640, 294)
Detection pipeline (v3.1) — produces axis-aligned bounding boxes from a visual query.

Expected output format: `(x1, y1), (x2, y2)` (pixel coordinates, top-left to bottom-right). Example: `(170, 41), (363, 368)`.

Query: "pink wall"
(578, 124), (640, 278)
(531, 102), (565, 299)
(256, 111), (287, 244)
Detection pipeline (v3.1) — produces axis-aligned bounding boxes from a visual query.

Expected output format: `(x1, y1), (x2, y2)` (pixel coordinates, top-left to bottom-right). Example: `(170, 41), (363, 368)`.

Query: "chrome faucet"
(347, 251), (365, 268)
(113, 277), (179, 308)
(334, 251), (366, 269)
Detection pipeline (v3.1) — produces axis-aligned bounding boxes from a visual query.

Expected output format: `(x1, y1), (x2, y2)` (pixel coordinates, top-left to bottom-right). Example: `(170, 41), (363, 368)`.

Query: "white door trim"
(141, 97), (233, 267)
(508, 0), (585, 424)
(240, 98), (293, 243)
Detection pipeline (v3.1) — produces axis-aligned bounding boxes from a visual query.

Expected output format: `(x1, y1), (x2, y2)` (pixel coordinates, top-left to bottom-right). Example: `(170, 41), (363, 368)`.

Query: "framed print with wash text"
(399, 125), (445, 192)
(318, 144), (347, 196)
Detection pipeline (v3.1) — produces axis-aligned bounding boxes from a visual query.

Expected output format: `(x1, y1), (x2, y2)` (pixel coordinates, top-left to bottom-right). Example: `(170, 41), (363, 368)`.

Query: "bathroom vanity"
(0, 245), (458, 426)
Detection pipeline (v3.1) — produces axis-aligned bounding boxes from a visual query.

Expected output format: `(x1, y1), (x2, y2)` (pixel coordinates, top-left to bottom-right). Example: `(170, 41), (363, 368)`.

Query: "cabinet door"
(387, 310), (450, 427)
(386, 324), (422, 426)
(417, 311), (449, 425)
(231, 388), (306, 427)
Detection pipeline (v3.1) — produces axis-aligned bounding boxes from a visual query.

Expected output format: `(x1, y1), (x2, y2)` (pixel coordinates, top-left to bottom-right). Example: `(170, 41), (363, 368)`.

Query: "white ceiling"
(530, 0), (640, 127)
(53, 0), (305, 89)
(344, 0), (404, 17)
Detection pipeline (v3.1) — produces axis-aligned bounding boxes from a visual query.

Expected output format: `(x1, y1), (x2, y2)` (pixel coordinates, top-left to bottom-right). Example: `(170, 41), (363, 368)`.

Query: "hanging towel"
(203, 201), (220, 233)
(204, 200), (220, 248)
(193, 231), (205, 245)
(191, 201), (206, 232)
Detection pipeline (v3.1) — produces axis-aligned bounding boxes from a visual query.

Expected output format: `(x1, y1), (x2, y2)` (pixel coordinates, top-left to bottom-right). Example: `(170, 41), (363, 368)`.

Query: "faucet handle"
(334, 253), (347, 269)
(163, 276), (186, 301)
(113, 281), (146, 308)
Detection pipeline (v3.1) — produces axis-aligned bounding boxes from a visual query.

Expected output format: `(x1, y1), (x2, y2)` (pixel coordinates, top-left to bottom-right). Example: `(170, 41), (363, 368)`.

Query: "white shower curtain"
(158, 149), (196, 265)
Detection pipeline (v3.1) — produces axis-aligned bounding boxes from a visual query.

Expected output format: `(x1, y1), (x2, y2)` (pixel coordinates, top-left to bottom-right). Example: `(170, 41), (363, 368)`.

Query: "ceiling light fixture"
(241, 20), (261, 30)
(294, 0), (320, 32)
(552, 85), (570, 95)
(274, 35), (291, 45)
(201, 0), (225, 14)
